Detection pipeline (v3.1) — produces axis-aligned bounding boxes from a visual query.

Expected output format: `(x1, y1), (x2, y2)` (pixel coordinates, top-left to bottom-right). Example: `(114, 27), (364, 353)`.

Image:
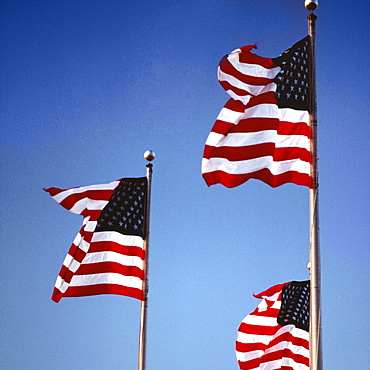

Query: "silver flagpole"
(305, 1), (323, 369)
(138, 150), (155, 370)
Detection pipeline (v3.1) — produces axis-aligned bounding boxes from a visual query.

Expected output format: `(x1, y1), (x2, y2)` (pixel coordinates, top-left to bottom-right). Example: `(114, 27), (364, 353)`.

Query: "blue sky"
(1, 0), (369, 369)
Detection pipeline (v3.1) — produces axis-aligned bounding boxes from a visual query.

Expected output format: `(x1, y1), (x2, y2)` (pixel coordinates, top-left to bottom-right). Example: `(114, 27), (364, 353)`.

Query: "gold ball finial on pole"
(143, 150), (155, 162)
(305, 0), (318, 11)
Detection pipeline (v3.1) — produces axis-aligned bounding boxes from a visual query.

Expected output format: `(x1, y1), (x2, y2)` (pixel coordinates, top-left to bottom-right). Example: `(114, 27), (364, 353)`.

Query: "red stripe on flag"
(220, 56), (274, 86)
(237, 322), (281, 336)
(238, 51), (276, 69)
(52, 284), (143, 302)
(89, 240), (145, 259)
(219, 80), (254, 99)
(75, 262), (144, 280)
(204, 144), (310, 163)
(203, 169), (312, 188)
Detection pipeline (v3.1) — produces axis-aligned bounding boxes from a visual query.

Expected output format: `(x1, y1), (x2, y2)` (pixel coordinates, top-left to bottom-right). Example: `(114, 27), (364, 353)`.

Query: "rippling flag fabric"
(202, 37), (312, 188)
(236, 281), (310, 370)
(44, 178), (147, 302)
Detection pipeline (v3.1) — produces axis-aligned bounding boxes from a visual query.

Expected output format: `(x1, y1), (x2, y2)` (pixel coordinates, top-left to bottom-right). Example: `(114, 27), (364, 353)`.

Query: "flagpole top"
(144, 150), (156, 162)
(305, 0), (318, 11)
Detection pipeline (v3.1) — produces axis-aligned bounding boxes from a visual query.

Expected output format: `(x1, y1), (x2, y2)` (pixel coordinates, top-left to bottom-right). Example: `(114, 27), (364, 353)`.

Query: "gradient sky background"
(1, 0), (369, 369)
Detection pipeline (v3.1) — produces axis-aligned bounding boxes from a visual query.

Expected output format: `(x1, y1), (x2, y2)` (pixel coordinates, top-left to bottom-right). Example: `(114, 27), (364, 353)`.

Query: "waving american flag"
(236, 281), (310, 369)
(202, 37), (312, 188)
(45, 178), (147, 302)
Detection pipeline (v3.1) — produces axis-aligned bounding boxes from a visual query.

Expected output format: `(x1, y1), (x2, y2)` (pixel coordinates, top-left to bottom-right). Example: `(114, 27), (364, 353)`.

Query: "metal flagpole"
(138, 150), (155, 370)
(305, 1), (323, 369)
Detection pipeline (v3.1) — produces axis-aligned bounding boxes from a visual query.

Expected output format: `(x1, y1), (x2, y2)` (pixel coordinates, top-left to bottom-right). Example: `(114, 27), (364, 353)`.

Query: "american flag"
(44, 177), (147, 302)
(236, 281), (310, 370)
(202, 37), (312, 188)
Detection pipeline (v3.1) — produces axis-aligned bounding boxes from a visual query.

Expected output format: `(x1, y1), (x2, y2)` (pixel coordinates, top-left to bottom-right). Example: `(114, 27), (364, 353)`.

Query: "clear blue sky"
(1, 0), (369, 369)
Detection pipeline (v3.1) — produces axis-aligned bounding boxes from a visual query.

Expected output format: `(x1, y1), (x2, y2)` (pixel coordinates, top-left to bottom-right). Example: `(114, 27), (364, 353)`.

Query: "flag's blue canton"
(95, 178), (147, 238)
(273, 36), (310, 111)
(277, 280), (310, 332)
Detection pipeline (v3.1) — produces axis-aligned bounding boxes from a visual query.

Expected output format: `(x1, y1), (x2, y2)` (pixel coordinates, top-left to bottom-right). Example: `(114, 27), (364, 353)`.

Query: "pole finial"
(305, 0), (318, 11)
(144, 150), (155, 162)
